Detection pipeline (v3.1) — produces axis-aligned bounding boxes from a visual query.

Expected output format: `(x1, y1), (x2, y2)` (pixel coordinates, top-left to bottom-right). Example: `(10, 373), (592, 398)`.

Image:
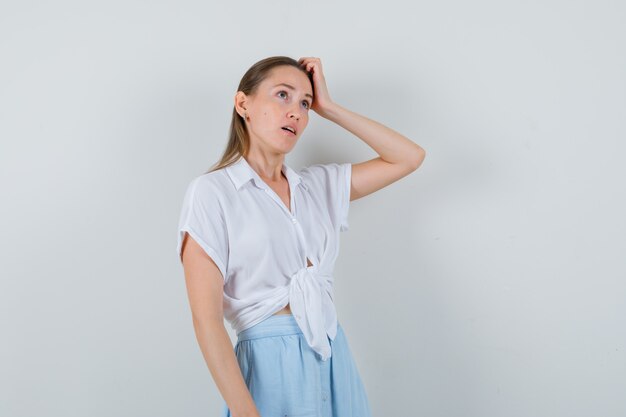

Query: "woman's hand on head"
(298, 57), (335, 119)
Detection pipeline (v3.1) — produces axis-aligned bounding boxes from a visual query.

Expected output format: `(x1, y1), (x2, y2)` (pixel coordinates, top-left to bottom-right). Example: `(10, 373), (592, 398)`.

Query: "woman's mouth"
(281, 126), (296, 136)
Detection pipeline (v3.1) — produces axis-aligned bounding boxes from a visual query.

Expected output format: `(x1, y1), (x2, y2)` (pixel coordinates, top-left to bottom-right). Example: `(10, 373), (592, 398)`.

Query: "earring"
(244, 112), (249, 121)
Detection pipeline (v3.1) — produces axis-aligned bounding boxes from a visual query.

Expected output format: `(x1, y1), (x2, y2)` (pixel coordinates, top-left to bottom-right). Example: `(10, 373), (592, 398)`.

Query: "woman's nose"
(288, 107), (302, 120)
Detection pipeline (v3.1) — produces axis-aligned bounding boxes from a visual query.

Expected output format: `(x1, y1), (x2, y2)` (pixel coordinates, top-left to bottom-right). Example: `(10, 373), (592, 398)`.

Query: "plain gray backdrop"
(1, 1), (624, 416)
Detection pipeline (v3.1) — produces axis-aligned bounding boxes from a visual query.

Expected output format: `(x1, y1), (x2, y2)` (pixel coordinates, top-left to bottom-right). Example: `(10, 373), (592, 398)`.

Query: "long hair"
(205, 56), (313, 173)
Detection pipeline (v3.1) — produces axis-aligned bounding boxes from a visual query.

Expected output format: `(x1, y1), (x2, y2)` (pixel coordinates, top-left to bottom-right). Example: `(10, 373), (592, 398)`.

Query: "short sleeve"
(300, 162), (352, 233)
(176, 177), (229, 281)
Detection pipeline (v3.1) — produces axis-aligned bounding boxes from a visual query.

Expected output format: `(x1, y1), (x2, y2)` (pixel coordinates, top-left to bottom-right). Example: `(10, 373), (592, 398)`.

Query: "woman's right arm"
(180, 233), (260, 417)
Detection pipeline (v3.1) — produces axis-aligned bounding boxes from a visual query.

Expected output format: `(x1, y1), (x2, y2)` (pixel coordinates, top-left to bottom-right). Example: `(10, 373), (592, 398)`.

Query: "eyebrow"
(273, 83), (313, 100)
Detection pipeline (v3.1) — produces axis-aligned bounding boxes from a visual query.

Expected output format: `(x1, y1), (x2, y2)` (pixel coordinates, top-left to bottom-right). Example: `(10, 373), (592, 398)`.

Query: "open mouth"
(281, 126), (296, 135)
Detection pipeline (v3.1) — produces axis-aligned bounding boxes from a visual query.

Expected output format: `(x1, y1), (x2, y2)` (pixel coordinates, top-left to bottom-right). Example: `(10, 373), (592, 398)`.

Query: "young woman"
(177, 56), (425, 417)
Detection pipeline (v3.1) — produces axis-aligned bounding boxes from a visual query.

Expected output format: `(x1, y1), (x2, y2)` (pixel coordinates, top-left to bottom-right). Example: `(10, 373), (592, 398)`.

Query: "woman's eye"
(278, 90), (310, 109)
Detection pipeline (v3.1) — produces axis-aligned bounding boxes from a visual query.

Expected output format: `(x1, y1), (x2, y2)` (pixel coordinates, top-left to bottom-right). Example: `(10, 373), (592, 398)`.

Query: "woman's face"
(236, 65), (313, 155)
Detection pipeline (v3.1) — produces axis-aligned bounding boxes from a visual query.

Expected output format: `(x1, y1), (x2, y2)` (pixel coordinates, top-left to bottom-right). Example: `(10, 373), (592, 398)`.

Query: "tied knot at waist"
(288, 265), (338, 361)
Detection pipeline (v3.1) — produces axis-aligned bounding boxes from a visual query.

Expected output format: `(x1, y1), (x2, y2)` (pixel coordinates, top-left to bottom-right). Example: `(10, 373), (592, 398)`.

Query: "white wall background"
(1, 1), (624, 416)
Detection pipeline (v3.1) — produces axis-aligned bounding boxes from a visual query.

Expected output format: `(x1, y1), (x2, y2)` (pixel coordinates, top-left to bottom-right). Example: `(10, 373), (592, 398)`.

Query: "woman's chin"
(275, 139), (297, 154)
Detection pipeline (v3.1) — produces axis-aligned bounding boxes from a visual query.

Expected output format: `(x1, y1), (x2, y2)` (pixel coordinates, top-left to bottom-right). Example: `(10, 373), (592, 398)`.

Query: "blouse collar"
(225, 155), (308, 192)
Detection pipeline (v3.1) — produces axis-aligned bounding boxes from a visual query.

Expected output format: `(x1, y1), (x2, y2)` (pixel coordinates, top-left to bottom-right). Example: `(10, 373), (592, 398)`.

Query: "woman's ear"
(234, 91), (249, 118)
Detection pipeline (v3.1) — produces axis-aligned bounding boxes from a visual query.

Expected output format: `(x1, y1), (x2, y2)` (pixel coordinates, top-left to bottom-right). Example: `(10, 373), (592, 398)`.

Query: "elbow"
(408, 148), (426, 171)
(191, 311), (225, 331)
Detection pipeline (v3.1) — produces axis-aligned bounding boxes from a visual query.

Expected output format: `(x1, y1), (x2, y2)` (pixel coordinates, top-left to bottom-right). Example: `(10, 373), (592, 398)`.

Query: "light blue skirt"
(221, 313), (372, 417)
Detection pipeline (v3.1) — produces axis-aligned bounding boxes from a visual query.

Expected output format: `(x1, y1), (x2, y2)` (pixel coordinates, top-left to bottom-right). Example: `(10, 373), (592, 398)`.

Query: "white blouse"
(177, 155), (352, 361)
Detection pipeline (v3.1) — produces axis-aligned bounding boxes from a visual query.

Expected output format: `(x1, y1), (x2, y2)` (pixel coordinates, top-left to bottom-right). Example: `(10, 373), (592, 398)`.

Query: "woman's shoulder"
(184, 168), (234, 200)
(298, 162), (350, 187)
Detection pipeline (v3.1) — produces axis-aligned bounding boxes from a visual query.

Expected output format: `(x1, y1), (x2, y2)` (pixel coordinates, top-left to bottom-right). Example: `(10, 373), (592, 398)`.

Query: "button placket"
(320, 352), (331, 411)
(261, 183), (309, 268)
(292, 218), (313, 269)
(261, 181), (296, 219)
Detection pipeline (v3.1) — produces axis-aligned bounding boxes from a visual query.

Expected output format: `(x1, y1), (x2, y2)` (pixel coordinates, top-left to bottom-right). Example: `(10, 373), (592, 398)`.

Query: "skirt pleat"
(221, 314), (372, 417)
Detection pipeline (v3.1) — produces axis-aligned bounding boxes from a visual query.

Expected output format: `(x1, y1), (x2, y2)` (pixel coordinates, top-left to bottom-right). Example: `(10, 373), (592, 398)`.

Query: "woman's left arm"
(299, 57), (426, 202)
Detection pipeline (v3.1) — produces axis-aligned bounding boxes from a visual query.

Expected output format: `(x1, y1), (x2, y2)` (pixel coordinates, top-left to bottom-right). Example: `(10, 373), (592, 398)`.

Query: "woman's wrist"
(318, 100), (342, 121)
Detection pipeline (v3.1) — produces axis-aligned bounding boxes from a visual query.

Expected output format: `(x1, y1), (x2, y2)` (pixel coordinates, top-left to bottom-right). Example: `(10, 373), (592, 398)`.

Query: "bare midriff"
(273, 303), (293, 315)
(272, 258), (314, 316)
